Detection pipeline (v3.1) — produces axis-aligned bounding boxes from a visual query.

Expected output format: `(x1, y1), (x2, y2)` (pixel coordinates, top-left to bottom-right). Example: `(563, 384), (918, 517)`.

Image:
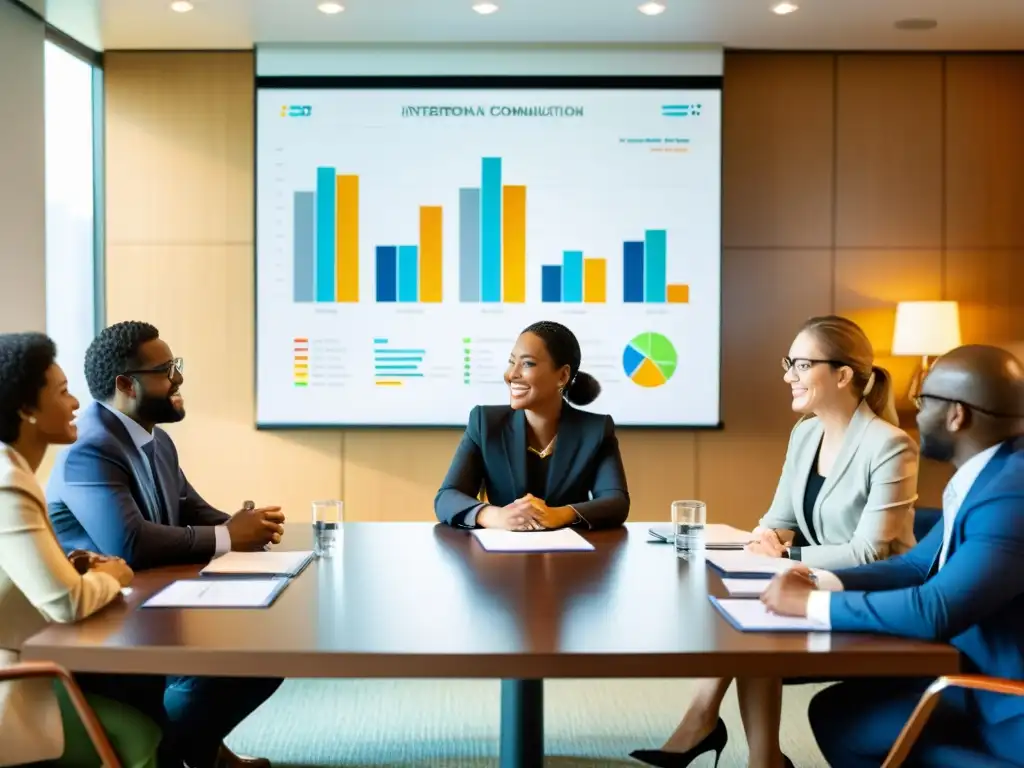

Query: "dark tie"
(141, 441), (169, 524)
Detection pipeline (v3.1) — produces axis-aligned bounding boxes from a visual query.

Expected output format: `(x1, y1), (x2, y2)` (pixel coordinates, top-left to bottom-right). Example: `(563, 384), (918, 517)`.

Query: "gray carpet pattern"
(228, 679), (831, 767)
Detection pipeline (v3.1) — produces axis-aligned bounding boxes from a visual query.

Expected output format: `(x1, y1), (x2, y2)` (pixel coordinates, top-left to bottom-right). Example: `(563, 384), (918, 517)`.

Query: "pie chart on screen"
(622, 332), (678, 388)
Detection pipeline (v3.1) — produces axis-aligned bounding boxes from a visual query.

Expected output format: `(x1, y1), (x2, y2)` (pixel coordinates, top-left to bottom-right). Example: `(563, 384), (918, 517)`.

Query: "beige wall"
(98, 50), (1024, 525)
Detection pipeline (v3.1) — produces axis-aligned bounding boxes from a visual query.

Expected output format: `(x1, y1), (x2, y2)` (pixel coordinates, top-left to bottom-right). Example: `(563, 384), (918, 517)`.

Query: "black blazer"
(434, 404), (630, 530)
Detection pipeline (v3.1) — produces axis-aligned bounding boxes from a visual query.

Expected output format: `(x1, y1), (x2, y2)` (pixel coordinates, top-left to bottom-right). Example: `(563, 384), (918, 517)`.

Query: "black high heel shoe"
(629, 717), (729, 767)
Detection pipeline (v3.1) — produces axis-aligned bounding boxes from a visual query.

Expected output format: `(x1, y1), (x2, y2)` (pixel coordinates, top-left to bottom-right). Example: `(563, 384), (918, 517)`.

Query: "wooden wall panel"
(835, 56), (943, 248)
(722, 54), (835, 248)
(946, 57), (1024, 249)
(105, 52), (254, 246)
(945, 250), (1024, 344)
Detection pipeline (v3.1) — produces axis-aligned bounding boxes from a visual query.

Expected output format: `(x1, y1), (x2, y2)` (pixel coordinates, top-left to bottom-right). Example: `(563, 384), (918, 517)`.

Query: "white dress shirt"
(805, 442), (1004, 627)
(97, 402), (230, 556)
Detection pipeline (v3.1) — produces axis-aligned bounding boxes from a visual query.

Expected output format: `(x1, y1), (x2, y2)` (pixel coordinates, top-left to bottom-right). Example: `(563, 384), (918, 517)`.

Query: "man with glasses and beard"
(761, 344), (1024, 767)
(46, 320), (283, 768)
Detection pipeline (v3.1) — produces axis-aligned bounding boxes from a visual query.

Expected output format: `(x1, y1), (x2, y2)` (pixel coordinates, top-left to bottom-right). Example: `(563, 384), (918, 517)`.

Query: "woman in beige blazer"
(632, 316), (920, 768)
(0, 332), (158, 767)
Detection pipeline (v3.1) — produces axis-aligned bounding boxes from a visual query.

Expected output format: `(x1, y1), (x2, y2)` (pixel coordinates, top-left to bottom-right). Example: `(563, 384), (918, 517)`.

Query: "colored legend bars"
(623, 229), (689, 304)
(375, 206), (443, 303)
(459, 158), (526, 303)
(541, 252), (607, 303)
(373, 338), (426, 386)
(293, 337), (309, 386)
(294, 170), (359, 303)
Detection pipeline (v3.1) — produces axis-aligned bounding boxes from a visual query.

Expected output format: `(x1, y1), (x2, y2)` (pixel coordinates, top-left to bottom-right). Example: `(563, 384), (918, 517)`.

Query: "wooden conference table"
(23, 522), (959, 767)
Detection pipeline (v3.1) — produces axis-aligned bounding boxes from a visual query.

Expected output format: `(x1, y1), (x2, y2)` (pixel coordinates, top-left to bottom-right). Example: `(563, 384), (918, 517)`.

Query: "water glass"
(672, 500), (706, 560)
(312, 500), (343, 558)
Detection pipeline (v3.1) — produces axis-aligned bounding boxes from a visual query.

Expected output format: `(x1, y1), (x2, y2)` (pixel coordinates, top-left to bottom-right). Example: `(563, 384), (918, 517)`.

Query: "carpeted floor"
(227, 678), (832, 767)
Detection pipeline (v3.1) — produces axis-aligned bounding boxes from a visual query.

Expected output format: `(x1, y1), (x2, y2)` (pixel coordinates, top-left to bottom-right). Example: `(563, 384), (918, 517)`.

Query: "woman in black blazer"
(434, 321), (629, 530)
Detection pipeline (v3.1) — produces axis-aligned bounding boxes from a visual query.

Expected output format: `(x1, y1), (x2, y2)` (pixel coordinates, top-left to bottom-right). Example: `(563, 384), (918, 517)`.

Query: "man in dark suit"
(46, 320), (284, 768)
(762, 344), (1024, 767)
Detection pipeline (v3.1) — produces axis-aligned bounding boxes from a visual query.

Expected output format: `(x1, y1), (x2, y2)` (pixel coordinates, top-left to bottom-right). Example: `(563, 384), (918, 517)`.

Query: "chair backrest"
(913, 506), (942, 543)
(0, 661), (122, 768)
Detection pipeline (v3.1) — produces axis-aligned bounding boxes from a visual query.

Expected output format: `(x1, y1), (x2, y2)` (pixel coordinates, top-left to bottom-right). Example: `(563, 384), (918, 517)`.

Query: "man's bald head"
(923, 345), (1024, 418)
(917, 345), (1024, 465)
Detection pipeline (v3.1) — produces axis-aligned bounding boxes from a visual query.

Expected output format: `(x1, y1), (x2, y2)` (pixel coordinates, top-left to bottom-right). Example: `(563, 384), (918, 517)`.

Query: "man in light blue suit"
(763, 344), (1024, 767)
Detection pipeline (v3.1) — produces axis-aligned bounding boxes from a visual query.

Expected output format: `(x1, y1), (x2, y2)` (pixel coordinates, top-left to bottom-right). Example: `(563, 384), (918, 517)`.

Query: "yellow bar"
(502, 185), (526, 303)
(419, 206), (443, 302)
(667, 284), (690, 303)
(583, 258), (607, 303)
(336, 175), (359, 302)
(376, 380), (403, 386)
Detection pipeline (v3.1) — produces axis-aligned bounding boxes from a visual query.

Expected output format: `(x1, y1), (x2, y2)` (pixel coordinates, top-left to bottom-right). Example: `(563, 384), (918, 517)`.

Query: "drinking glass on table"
(312, 500), (343, 558)
(671, 500), (706, 560)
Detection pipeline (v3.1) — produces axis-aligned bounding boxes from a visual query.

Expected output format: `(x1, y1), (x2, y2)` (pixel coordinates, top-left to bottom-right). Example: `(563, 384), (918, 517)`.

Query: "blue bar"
(315, 167), (336, 302)
(480, 158), (502, 302)
(398, 245), (419, 302)
(459, 188), (481, 302)
(541, 265), (562, 303)
(644, 229), (667, 303)
(375, 246), (397, 302)
(562, 250), (583, 303)
(623, 241), (645, 303)
(293, 191), (315, 302)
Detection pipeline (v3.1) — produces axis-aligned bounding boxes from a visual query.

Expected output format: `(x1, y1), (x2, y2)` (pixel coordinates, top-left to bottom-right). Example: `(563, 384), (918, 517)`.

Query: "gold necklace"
(527, 435), (557, 459)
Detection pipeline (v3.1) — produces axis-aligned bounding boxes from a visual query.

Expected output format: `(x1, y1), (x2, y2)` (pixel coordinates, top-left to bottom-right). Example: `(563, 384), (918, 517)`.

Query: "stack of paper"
(142, 578), (287, 609)
(648, 524), (754, 549)
(199, 550), (314, 578)
(710, 597), (830, 632)
(721, 578), (773, 597)
(471, 528), (595, 552)
(705, 550), (806, 578)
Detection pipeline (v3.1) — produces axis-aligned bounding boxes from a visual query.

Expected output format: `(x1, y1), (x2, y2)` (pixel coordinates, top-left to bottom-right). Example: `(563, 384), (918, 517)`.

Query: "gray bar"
(293, 191), (314, 302)
(459, 187), (480, 303)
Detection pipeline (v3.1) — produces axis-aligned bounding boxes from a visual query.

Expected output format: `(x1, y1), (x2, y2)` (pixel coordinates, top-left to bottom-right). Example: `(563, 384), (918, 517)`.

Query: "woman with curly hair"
(0, 332), (160, 767)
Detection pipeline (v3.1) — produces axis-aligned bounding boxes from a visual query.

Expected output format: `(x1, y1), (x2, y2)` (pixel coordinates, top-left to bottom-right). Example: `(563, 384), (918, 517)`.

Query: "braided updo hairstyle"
(521, 321), (601, 406)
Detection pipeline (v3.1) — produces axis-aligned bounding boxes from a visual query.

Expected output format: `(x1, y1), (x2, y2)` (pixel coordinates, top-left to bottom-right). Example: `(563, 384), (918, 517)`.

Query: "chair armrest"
(882, 675), (1024, 767)
(0, 661), (121, 768)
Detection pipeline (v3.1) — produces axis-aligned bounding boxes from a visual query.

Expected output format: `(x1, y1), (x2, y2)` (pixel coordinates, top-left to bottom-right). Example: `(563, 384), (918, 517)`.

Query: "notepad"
(199, 550), (314, 578)
(648, 524), (754, 549)
(141, 578), (287, 609)
(710, 596), (830, 632)
(721, 578), (772, 597)
(705, 550), (806, 579)
(471, 528), (595, 552)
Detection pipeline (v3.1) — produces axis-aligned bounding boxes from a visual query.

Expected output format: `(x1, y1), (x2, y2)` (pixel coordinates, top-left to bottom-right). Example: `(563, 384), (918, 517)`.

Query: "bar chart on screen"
(256, 86), (722, 427)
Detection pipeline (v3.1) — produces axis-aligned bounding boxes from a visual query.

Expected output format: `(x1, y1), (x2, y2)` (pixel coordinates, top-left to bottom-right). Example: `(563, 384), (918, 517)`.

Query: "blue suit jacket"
(46, 403), (229, 570)
(830, 437), (1024, 725)
(434, 404), (629, 529)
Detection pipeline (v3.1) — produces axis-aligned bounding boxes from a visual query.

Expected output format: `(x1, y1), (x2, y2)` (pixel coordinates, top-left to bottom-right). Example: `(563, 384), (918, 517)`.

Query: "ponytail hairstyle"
(798, 315), (898, 426)
(521, 320), (602, 406)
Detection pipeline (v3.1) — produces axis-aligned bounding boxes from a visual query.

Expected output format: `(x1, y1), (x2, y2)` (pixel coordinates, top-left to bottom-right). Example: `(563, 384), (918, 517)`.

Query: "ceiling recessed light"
(638, 1), (666, 15)
(317, 2), (345, 13)
(771, 2), (799, 14)
(472, 2), (499, 14)
(894, 18), (938, 31)
(169, 0), (194, 11)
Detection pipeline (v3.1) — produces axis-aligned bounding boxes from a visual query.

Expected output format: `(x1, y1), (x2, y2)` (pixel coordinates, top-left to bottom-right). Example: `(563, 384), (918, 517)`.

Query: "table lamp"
(891, 301), (962, 399)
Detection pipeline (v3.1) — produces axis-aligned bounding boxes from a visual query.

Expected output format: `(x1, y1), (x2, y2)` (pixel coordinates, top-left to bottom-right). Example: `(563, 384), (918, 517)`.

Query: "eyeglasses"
(913, 393), (1021, 419)
(781, 357), (847, 374)
(123, 357), (184, 381)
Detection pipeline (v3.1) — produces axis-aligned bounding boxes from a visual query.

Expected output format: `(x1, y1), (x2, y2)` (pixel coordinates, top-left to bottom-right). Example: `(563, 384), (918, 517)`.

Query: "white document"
(713, 598), (830, 632)
(471, 528), (595, 552)
(199, 550), (313, 577)
(142, 578), (283, 609)
(705, 550), (805, 576)
(704, 524), (755, 549)
(721, 578), (772, 597)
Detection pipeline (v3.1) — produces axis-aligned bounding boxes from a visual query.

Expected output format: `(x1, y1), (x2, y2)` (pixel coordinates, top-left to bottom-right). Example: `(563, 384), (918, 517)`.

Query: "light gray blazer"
(758, 401), (920, 570)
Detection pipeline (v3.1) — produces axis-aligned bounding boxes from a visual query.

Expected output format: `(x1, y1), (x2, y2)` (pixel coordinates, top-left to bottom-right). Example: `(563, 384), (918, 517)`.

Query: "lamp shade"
(892, 301), (962, 357)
